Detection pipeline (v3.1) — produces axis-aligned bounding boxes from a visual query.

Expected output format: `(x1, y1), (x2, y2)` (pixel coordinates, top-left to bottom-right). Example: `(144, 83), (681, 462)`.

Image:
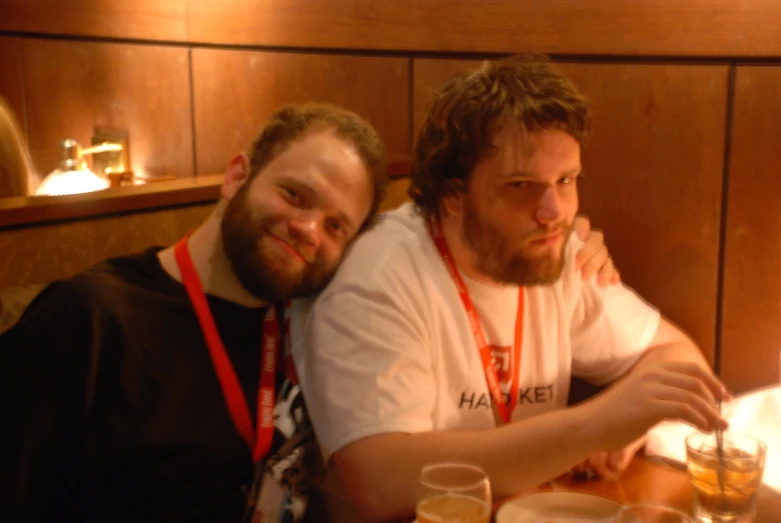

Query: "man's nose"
(288, 209), (321, 256)
(535, 185), (565, 224)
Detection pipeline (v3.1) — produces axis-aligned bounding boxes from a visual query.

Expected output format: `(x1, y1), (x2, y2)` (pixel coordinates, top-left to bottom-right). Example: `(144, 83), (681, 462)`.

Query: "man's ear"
(221, 153), (251, 200)
(442, 180), (466, 217)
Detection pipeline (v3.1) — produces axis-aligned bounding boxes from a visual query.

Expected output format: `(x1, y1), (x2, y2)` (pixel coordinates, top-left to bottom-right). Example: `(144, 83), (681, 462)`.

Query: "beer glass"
(416, 462), (491, 523)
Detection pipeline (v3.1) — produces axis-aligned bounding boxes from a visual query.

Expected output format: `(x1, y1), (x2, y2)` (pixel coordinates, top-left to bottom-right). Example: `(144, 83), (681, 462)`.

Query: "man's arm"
(305, 249), (727, 521)
(576, 317), (722, 478)
(631, 316), (711, 371)
(331, 359), (726, 521)
(0, 282), (98, 521)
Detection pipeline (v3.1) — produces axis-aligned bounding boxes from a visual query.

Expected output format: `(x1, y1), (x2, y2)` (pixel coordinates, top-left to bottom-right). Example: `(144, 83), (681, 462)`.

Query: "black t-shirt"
(0, 248), (313, 523)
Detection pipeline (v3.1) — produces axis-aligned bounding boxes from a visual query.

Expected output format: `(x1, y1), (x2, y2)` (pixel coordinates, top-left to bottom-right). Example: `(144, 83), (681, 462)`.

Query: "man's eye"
(510, 181), (530, 189)
(559, 177), (575, 185)
(284, 188), (300, 201)
(327, 220), (343, 235)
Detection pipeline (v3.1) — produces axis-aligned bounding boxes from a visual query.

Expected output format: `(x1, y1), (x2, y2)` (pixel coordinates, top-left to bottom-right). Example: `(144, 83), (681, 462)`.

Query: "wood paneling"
(186, 0), (781, 57)
(412, 59), (728, 362)
(567, 63), (728, 364)
(22, 39), (193, 181)
(0, 202), (214, 288)
(412, 59), (481, 137)
(0, 0), (186, 41)
(0, 36), (26, 135)
(721, 67), (781, 392)
(380, 177), (411, 213)
(192, 49), (410, 176)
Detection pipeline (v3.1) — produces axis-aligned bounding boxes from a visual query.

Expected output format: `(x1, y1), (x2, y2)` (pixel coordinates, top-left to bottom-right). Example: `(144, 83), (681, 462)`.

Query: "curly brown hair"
(409, 54), (592, 219)
(247, 103), (388, 230)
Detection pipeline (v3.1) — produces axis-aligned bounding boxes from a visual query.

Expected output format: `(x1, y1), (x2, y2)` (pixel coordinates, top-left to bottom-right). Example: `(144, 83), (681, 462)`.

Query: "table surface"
(503, 455), (781, 522)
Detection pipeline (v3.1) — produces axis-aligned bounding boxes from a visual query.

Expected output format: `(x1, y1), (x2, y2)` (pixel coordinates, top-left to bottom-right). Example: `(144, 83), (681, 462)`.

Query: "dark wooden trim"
(713, 65), (738, 377)
(4, 1), (781, 58)
(0, 0), (187, 42)
(184, 0), (781, 58)
(0, 175), (223, 229)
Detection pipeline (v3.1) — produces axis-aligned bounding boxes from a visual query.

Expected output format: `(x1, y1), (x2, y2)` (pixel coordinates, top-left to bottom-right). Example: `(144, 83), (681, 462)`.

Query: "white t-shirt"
(295, 203), (660, 457)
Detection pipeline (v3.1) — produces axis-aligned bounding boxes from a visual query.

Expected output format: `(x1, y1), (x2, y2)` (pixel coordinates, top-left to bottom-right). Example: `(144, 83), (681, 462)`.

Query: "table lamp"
(35, 139), (122, 196)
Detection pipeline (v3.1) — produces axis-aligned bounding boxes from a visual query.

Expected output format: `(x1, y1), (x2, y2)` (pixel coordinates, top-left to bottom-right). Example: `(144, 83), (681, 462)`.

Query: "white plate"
(496, 492), (622, 523)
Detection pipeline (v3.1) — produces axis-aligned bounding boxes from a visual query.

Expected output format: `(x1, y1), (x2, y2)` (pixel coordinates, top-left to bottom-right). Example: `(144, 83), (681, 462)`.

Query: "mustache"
(521, 222), (571, 243)
(269, 233), (313, 264)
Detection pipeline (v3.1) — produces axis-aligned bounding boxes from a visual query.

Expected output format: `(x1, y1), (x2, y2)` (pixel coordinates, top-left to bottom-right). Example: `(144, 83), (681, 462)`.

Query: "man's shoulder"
(333, 203), (432, 283)
(35, 247), (170, 312)
(356, 203), (427, 247)
(81, 246), (168, 289)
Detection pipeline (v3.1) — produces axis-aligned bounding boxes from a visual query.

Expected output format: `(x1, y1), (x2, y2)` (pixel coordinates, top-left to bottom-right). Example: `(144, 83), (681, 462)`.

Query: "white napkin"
(644, 385), (781, 493)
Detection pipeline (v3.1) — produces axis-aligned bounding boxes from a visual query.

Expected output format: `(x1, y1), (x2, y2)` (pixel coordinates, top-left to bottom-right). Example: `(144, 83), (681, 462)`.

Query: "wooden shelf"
(0, 175), (224, 229)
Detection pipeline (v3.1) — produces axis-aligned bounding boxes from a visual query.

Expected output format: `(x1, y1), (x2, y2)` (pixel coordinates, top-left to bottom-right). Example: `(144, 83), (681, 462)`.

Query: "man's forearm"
(333, 405), (605, 521)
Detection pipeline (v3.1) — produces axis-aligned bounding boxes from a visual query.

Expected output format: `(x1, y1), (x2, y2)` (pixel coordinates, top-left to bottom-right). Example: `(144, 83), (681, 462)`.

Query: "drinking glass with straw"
(685, 431), (767, 523)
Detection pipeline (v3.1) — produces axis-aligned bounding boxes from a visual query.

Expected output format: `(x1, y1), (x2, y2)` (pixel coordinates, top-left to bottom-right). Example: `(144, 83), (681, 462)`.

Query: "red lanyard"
(429, 218), (525, 424)
(174, 236), (277, 463)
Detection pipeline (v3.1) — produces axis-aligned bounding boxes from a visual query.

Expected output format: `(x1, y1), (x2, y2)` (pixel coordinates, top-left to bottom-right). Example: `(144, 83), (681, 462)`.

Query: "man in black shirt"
(0, 102), (616, 523)
(0, 103), (388, 523)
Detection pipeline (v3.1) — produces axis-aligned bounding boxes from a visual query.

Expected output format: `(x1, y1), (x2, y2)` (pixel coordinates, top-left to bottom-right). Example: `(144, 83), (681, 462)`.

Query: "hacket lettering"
(459, 385), (554, 410)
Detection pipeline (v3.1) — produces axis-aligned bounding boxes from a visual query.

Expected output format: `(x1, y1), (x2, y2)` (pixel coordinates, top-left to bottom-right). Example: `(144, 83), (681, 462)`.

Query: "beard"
(461, 196), (570, 286)
(220, 185), (337, 303)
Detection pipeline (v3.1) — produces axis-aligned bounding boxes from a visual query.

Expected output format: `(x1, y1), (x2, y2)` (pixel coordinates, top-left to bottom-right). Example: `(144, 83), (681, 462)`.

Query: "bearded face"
(221, 182), (339, 303)
(460, 189), (570, 286)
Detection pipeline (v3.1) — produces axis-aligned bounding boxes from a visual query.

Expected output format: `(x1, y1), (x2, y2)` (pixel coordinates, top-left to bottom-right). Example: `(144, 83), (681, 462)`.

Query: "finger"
(576, 234), (607, 273)
(658, 361), (732, 401)
(607, 448), (635, 474)
(576, 227), (603, 254)
(604, 436), (646, 475)
(573, 215), (591, 241)
(596, 256), (615, 288)
(588, 453), (618, 480)
(653, 393), (728, 432)
(655, 368), (718, 407)
(652, 372), (720, 415)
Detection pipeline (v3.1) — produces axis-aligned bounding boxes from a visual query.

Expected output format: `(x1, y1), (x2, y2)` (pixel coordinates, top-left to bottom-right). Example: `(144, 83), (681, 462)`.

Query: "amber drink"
(685, 432), (766, 523)
(416, 463), (491, 523)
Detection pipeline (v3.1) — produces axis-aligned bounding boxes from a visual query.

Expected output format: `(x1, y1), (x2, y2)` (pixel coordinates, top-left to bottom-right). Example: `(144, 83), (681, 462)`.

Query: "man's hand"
(573, 215), (620, 287)
(573, 435), (647, 480)
(583, 361), (730, 453)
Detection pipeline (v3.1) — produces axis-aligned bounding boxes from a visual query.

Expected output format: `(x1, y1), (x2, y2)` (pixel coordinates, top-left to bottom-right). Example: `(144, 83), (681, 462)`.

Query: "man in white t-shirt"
(299, 54), (731, 521)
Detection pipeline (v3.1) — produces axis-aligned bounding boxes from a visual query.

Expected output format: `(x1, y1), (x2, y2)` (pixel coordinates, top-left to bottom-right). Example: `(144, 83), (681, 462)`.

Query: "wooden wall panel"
(412, 59), (728, 363)
(186, 0), (781, 57)
(0, 203), (214, 288)
(380, 177), (411, 213)
(192, 49), (409, 176)
(0, 0), (186, 41)
(721, 67), (781, 392)
(0, 36), (26, 135)
(412, 59), (481, 137)
(569, 64), (727, 364)
(22, 39), (194, 181)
